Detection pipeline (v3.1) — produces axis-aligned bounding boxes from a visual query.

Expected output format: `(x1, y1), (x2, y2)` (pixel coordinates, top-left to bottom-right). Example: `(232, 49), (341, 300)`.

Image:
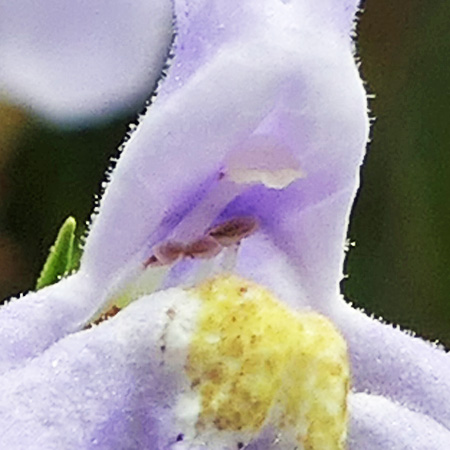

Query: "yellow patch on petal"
(187, 275), (349, 449)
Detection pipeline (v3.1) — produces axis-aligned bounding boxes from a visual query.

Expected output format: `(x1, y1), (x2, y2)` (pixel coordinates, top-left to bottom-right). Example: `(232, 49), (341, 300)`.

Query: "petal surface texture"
(0, 0), (173, 122)
(333, 302), (450, 431)
(349, 393), (450, 450)
(0, 273), (100, 374)
(0, 289), (197, 449)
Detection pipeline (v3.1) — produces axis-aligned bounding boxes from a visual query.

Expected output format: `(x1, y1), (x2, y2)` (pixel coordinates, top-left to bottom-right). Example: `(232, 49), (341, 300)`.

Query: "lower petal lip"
(0, 271), (101, 375)
(349, 392), (450, 448)
(333, 301), (450, 432)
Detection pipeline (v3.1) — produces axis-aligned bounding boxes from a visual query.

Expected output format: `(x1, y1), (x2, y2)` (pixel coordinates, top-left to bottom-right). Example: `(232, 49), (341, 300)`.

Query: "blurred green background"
(0, 1), (449, 347)
(346, 0), (450, 347)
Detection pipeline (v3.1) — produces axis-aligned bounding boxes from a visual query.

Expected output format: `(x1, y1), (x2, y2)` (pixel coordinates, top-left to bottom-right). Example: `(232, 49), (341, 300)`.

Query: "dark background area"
(1, 1), (449, 347)
(346, 1), (450, 347)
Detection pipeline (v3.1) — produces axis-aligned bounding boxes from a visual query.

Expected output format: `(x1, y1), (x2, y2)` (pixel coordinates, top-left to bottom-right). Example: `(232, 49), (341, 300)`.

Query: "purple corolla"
(1, 0), (450, 449)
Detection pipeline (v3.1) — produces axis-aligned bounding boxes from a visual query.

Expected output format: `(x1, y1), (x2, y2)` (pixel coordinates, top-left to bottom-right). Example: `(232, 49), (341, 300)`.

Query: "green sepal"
(36, 216), (78, 290)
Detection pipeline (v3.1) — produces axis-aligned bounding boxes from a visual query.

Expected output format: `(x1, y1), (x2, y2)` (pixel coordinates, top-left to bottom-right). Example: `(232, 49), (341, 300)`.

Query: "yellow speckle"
(187, 275), (349, 449)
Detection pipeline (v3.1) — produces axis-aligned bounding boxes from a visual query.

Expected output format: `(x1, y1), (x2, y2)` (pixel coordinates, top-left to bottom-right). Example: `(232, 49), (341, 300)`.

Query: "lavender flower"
(1, 0), (449, 448)
(0, 0), (173, 123)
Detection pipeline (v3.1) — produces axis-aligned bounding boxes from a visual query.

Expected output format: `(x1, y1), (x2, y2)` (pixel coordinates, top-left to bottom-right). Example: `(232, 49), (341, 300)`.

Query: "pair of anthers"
(143, 216), (259, 268)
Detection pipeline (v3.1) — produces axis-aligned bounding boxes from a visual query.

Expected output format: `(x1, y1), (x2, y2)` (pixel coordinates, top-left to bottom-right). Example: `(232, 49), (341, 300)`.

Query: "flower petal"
(0, 0), (173, 123)
(333, 301), (450, 431)
(305, 0), (362, 37)
(0, 288), (197, 449)
(349, 392), (450, 449)
(82, 0), (368, 302)
(166, 0), (361, 92)
(0, 272), (100, 374)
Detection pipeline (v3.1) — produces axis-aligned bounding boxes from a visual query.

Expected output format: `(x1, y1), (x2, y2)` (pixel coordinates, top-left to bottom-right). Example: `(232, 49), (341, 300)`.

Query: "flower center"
(183, 275), (349, 449)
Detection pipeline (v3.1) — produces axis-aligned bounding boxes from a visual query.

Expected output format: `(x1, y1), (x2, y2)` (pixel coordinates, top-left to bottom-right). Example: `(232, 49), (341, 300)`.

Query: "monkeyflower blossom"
(0, 0), (449, 449)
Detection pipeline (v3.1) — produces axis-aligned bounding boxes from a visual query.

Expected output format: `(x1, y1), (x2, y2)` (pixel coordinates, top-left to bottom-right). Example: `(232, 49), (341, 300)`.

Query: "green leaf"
(36, 216), (77, 290)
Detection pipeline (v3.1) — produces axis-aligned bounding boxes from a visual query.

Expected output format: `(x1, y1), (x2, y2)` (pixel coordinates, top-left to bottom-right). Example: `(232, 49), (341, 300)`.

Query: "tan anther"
(152, 241), (186, 266)
(208, 217), (258, 247)
(184, 236), (222, 259)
